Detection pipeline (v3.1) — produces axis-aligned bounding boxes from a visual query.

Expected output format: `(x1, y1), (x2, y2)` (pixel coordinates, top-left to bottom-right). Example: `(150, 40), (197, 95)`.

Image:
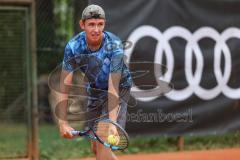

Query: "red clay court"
(81, 148), (240, 160)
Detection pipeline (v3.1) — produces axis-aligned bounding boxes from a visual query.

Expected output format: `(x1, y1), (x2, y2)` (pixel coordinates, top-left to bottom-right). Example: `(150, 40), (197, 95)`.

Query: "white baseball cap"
(82, 4), (105, 20)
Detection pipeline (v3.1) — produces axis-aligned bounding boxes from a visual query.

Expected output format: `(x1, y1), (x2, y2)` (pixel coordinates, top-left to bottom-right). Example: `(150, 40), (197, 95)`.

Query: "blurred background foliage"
(36, 0), (87, 75)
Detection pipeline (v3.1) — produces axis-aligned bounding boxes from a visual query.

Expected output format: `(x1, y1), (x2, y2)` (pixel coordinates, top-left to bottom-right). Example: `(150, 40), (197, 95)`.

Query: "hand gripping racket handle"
(71, 130), (88, 136)
(71, 130), (81, 136)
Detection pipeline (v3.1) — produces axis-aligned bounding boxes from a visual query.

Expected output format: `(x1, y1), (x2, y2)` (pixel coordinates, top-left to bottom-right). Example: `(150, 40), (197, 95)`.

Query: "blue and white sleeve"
(62, 43), (75, 72)
(110, 40), (124, 73)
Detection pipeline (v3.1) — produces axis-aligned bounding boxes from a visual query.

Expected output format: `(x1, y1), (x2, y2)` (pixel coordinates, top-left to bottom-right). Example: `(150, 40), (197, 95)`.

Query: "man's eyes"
(89, 23), (95, 27)
(88, 23), (104, 28)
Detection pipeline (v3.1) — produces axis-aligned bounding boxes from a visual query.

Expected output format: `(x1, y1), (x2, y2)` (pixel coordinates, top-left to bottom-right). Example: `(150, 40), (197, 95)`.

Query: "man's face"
(80, 18), (105, 46)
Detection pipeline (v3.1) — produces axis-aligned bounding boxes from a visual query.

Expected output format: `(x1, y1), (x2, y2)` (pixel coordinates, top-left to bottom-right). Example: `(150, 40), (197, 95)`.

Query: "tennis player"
(57, 4), (132, 160)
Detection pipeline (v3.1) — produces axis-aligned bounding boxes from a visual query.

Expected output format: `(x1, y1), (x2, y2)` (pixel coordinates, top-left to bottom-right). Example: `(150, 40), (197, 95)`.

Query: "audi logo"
(125, 25), (240, 101)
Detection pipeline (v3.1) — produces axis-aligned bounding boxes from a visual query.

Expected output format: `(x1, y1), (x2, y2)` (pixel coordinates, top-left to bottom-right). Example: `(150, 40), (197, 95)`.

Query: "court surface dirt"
(80, 148), (240, 160)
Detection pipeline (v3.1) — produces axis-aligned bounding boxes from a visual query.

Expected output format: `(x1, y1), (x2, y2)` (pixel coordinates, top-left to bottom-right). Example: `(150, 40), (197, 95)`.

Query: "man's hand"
(58, 121), (74, 139)
(108, 123), (118, 137)
(108, 123), (120, 145)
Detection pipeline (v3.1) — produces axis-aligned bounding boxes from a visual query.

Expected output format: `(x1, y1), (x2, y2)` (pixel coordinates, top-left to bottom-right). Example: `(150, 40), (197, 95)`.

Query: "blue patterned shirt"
(62, 31), (132, 93)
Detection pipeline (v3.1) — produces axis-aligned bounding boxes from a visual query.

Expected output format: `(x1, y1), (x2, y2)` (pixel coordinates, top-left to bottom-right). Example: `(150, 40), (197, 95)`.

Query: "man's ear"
(79, 20), (85, 30)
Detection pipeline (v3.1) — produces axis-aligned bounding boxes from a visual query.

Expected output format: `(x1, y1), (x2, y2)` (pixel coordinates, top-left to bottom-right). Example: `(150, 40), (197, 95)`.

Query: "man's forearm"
(57, 93), (69, 124)
(57, 70), (73, 125)
(108, 73), (121, 121)
(108, 90), (119, 122)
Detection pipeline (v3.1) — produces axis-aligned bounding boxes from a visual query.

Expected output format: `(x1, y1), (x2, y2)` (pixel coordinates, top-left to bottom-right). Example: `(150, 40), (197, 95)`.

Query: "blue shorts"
(85, 88), (130, 129)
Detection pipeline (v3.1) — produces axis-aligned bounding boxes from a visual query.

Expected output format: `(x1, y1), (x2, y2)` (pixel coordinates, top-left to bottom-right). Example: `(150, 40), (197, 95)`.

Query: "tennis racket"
(71, 118), (129, 151)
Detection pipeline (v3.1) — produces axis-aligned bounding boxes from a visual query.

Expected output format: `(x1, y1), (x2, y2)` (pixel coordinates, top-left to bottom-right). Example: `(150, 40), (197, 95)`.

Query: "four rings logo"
(125, 25), (240, 101)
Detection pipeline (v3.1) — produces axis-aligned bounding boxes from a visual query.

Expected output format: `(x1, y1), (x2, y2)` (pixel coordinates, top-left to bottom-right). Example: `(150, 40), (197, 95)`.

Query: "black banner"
(89, 0), (240, 136)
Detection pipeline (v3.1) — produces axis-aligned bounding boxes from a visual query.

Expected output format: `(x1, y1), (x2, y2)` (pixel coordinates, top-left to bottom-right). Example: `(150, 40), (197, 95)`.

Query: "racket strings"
(93, 121), (128, 148)
(93, 121), (109, 140)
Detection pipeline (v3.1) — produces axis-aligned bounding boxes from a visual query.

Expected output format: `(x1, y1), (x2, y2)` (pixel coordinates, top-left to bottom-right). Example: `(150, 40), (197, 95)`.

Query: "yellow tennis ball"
(107, 135), (119, 145)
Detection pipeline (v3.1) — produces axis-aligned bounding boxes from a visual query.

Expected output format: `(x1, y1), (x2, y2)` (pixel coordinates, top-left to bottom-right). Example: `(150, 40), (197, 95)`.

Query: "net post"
(177, 136), (184, 151)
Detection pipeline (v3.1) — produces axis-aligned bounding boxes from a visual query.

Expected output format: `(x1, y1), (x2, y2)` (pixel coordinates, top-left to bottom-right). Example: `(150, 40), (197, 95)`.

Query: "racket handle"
(71, 130), (80, 136)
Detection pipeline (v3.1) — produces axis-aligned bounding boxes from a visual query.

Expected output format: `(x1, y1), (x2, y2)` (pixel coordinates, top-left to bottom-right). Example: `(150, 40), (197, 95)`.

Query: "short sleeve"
(110, 40), (124, 73)
(62, 43), (76, 72)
